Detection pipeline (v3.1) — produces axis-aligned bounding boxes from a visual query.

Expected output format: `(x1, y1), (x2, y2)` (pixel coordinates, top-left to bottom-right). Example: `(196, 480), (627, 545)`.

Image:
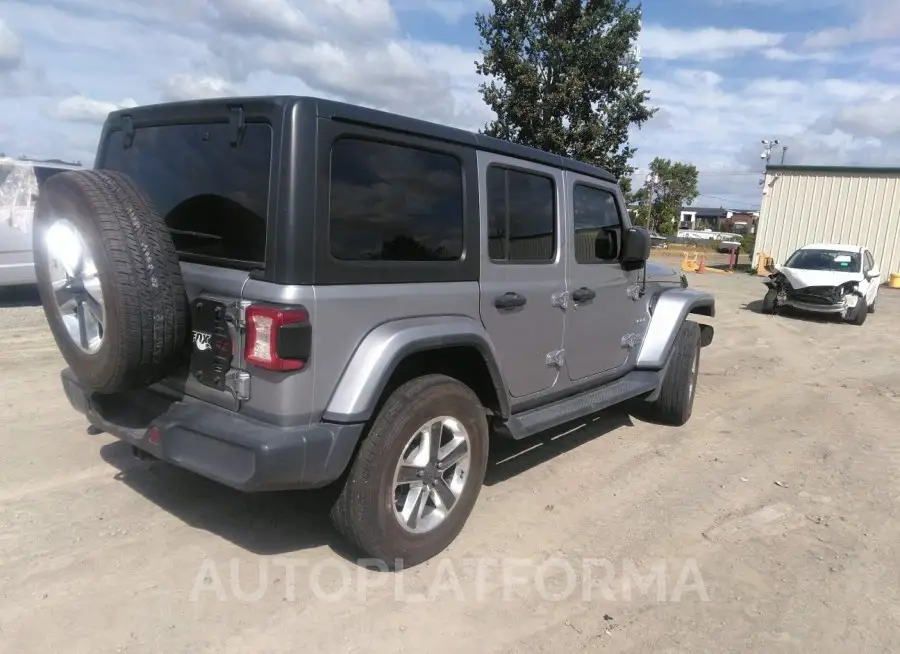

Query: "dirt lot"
(2, 271), (899, 653)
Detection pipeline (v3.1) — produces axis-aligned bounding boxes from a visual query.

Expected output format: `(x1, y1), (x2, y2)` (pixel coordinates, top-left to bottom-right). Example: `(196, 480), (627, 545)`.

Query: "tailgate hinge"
(229, 106), (246, 147)
(121, 115), (135, 149)
(225, 370), (251, 401)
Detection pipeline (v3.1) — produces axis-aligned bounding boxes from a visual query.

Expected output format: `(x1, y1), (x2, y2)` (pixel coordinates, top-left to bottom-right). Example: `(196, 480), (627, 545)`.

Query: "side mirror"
(620, 226), (651, 267)
(867, 267), (880, 279)
(595, 227), (619, 260)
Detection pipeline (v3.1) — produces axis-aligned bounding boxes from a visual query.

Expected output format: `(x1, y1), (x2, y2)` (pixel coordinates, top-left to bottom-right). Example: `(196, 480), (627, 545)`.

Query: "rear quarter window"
(328, 137), (464, 262)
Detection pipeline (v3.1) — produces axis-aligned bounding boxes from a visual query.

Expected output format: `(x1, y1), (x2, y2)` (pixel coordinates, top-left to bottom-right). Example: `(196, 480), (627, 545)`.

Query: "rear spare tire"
(32, 170), (187, 393)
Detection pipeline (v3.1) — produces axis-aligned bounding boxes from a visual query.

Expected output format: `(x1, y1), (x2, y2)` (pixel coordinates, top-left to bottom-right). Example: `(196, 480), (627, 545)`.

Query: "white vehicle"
(0, 157), (83, 288)
(761, 243), (881, 325)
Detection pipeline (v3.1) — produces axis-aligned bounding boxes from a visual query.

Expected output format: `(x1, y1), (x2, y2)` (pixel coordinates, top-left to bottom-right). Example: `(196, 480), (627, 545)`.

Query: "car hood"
(645, 261), (682, 284)
(774, 265), (863, 289)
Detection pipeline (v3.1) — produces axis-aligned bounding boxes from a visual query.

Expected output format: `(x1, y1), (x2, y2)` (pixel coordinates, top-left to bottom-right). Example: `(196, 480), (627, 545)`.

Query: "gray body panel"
(635, 288), (715, 369)
(322, 312), (507, 423)
(152, 262), (249, 413)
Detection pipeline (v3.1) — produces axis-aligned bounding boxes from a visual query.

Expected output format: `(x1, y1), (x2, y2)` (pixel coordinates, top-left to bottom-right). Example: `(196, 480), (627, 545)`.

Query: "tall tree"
(475, 0), (655, 180)
(633, 157), (700, 235)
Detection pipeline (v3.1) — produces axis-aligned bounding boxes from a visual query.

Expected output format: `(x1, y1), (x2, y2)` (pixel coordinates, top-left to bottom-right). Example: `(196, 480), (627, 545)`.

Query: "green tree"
(475, 0), (656, 180)
(640, 157), (699, 235)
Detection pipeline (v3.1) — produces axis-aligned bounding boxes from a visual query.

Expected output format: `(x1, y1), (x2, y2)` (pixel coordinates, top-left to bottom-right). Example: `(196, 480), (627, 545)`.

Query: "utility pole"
(644, 172), (663, 234)
(780, 146), (788, 165)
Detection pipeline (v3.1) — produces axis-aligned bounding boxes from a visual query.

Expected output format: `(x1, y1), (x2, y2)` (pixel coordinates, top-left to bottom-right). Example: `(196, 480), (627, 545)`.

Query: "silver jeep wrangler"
(33, 96), (714, 568)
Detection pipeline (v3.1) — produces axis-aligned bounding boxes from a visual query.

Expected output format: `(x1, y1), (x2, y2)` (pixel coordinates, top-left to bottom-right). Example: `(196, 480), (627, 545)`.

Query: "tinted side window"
(573, 184), (622, 263)
(486, 166), (555, 262)
(865, 250), (875, 270)
(329, 138), (463, 261)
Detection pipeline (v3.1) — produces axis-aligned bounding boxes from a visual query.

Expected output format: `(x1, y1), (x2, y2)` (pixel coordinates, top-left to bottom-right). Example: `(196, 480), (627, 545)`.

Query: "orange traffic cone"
(697, 254), (707, 273)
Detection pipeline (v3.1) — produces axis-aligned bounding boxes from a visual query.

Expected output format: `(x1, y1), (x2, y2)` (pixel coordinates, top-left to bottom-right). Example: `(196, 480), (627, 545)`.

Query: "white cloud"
(51, 95), (138, 123)
(0, 19), (23, 72)
(763, 47), (836, 63)
(804, 0), (900, 47)
(640, 25), (783, 60)
(394, 0), (489, 22)
(161, 73), (235, 101)
(819, 98), (900, 139)
(211, 0), (396, 42)
(630, 66), (900, 205)
(2, 0), (900, 207)
(868, 47), (900, 72)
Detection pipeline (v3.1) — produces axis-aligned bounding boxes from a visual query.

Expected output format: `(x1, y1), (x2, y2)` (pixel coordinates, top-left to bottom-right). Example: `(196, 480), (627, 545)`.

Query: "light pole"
(759, 138), (781, 186)
(760, 139), (779, 165)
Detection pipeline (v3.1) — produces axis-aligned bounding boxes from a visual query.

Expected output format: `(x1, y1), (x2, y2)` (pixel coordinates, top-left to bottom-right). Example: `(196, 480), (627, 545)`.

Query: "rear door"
(477, 151), (566, 398)
(562, 173), (641, 381)
(99, 117), (275, 410)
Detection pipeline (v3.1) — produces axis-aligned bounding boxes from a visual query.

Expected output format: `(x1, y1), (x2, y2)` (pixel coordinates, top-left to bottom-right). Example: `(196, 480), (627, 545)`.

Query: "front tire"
(761, 289), (777, 314)
(330, 374), (489, 569)
(630, 321), (701, 427)
(847, 296), (868, 325)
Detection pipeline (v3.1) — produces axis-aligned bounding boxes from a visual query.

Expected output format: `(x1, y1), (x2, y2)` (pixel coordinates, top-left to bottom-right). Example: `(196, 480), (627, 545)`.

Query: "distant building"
(755, 164), (900, 282)
(679, 207), (758, 234)
(679, 207), (726, 231)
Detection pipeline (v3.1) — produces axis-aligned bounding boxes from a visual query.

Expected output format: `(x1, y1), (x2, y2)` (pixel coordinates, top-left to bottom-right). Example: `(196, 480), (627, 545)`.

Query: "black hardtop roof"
(106, 95), (618, 184)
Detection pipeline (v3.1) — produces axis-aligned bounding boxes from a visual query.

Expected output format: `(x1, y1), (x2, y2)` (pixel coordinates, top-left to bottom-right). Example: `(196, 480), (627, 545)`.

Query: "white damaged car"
(761, 243), (881, 325)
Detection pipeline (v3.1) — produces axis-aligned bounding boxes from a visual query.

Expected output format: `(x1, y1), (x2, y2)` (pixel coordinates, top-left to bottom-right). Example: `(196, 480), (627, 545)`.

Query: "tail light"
(244, 305), (311, 371)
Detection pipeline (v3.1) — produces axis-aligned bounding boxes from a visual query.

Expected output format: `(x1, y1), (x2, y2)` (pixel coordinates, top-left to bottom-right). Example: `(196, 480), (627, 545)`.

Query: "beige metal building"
(754, 164), (900, 282)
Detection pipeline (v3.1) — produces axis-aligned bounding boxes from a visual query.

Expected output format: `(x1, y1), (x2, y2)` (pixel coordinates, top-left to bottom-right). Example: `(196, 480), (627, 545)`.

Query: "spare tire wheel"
(32, 170), (187, 394)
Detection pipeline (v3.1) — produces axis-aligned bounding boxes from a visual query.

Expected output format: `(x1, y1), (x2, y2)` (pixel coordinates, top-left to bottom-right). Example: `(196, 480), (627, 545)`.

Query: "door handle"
(572, 287), (596, 303)
(494, 292), (527, 309)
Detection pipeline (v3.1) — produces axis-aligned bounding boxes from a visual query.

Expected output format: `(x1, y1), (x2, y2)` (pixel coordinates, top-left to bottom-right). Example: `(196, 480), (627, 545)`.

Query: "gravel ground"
(1, 272), (899, 653)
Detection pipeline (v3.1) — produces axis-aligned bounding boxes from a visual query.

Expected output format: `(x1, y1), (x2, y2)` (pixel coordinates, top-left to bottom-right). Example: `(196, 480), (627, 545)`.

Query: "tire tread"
(33, 169), (186, 393)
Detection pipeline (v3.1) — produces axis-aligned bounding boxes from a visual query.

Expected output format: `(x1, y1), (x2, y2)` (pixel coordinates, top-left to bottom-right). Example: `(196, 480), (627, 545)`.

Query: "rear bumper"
(61, 368), (363, 492)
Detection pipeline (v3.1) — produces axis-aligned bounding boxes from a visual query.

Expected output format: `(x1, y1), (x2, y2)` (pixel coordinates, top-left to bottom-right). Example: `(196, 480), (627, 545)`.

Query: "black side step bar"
(500, 371), (660, 440)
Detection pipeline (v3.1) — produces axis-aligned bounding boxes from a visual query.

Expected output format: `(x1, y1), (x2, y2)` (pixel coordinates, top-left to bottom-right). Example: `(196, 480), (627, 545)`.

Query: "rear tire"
(868, 295), (876, 314)
(330, 374), (489, 569)
(630, 321), (701, 427)
(32, 170), (187, 393)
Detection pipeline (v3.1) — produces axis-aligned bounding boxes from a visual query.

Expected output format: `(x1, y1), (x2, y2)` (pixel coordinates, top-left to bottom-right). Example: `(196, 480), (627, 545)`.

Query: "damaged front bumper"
(776, 285), (861, 315)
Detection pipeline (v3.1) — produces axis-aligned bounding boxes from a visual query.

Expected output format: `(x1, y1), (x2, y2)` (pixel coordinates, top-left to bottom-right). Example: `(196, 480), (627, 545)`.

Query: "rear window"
(102, 122), (273, 268)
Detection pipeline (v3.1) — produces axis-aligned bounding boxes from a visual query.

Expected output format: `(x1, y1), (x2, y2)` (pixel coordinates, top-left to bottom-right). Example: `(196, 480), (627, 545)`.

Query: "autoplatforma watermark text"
(189, 556), (710, 604)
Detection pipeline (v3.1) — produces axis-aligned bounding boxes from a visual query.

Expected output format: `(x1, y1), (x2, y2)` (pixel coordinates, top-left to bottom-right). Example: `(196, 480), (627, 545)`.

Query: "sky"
(1, 0), (899, 209)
